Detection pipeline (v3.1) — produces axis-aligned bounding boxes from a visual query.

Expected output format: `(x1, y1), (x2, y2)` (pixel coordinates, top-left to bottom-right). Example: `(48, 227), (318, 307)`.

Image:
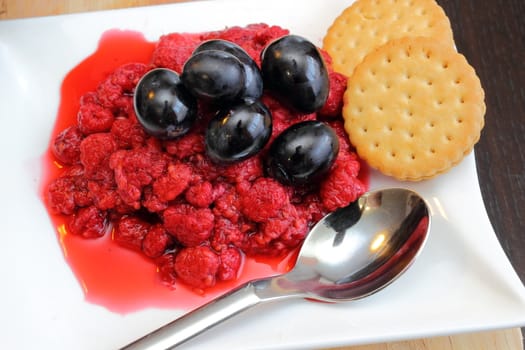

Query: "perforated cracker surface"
(323, 0), (454, 77)
(343, 37), (485, 181)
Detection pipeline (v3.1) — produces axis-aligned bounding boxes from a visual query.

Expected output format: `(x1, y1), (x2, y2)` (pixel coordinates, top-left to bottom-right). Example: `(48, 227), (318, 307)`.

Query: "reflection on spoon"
(122, 188), (430, 350)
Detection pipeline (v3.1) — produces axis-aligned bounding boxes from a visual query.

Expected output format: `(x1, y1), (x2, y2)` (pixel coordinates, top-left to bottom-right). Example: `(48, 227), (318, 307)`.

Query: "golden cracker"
(342, 37), (485, 181)
(323, 0), (454, 77)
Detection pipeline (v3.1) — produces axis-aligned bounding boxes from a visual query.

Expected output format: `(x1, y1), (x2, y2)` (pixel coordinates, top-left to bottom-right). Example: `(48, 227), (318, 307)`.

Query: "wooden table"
(2, 0), (523, 349)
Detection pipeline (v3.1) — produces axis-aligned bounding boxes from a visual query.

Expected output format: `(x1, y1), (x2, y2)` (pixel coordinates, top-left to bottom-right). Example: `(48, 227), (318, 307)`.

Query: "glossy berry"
(265, 121), (339, 186)
(261, 35), (329, 113)
(193, 39), (263, 100)
(206, 100), (272, 163)
(181, 50), (246, 103)
(134, 68), (197, 139)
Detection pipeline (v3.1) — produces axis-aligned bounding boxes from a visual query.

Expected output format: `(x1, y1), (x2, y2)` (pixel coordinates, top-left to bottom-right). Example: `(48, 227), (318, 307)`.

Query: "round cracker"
(343, 37), (485, 181)
(323, 0), (455, 77)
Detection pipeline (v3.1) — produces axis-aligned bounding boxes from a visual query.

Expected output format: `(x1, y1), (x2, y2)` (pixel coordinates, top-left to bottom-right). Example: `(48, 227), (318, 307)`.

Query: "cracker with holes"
(342, 37), (485, 181)
(323, 0), (454, 77)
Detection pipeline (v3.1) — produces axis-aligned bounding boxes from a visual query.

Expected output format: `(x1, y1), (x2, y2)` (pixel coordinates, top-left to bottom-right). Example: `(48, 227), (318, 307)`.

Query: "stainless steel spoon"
(122, 187), (430, 349)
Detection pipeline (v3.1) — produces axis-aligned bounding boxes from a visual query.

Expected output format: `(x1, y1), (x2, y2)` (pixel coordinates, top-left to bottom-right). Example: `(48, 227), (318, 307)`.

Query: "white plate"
(1, 0), (524, 349)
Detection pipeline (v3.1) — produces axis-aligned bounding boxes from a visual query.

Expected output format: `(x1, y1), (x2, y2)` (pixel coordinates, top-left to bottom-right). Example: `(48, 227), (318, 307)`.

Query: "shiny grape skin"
(193, 39), (263, 101)
(261, 35), (329, 113)
(133, 68), (197, 140)
(181, 50), (246, 103)
(206, 100), (272, 163)
(265, 121), (339, 186)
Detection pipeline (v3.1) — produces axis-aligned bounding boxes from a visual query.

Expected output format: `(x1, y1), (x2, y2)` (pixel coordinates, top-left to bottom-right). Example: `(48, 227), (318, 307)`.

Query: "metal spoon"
(123, 187), (430, 349)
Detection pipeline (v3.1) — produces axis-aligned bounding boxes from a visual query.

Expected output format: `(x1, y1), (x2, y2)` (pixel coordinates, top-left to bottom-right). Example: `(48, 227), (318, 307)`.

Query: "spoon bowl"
(287, 187), (430, 301)
(123, 188), (430, 350)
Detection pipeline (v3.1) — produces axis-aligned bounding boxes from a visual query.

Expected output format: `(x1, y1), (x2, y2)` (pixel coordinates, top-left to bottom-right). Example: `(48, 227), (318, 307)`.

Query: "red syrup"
(40, 29), (298, 314)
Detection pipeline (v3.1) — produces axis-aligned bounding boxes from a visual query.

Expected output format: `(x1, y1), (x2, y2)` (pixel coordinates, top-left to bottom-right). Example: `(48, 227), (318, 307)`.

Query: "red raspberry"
(185, 181), (214, 208)
(320, 153), (366, 211)
(114, 216), (150, 251)
(87, 180), (119, 211)
(79, 133), (117, 181)
(77, 100), (114, 134)
(109, 63), (149, 92)
(201, 24), (289, 65)
(210, 217), (250, 252)
(152, 163), (192, 202)
(155, 253), (177, 288)
(68, 205), (109, 238)
(53, 126), (83, 165)
(47, 177), (78, 215)
(174, 246), (220, 289)
(112, 95), (135, 119)
(318, 71), (347, 118)
(297, 193), (327, 223)
(141, 187), (169, 213)
(164, 132), (205, 160)
(240, 178), (289, 222)
(252, 25), (289, 52)
(163, 204), (215, 247)
(187, 153), (222, 181)
(261, 94), (316, 140)
(217, 247), (242, 281)
(248, 205), (308, 255)
(142, 225), (173, 258)
(97, 63), (149, 109)
(212, 186), (242, 223)
(96, 79), (121, 109)
(110, 118), (147, 149)
(47, 166), (92, 215)
(65, 167), (92, 208)
(79, 91), (98, 105)
(222, 157), (263, 183)
(325, 120), (353, 151)
(110, 148), (168, 209)
(151, 33), (201, 73)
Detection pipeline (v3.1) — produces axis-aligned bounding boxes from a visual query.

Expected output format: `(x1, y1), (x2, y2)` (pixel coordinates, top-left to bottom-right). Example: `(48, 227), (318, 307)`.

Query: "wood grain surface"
(1, 0), (524, 349)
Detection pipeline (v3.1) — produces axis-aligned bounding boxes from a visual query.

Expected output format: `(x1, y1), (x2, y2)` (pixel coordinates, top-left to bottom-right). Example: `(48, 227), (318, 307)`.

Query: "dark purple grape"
(206, 100), (272, 163)
(261, 35), (329, 113)
(265, 121), (339, 186)
(193, 39), (263, 100)
(181, 50), (245, 103)
(133, 68), (197, 140)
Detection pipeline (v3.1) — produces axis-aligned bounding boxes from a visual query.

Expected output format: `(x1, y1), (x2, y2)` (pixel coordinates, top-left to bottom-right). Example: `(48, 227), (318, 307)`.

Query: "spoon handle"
(121, 282), (262, 350)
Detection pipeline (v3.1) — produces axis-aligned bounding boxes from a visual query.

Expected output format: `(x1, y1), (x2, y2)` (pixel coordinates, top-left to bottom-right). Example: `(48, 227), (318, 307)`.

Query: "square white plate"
(1, 0), (524, 349)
